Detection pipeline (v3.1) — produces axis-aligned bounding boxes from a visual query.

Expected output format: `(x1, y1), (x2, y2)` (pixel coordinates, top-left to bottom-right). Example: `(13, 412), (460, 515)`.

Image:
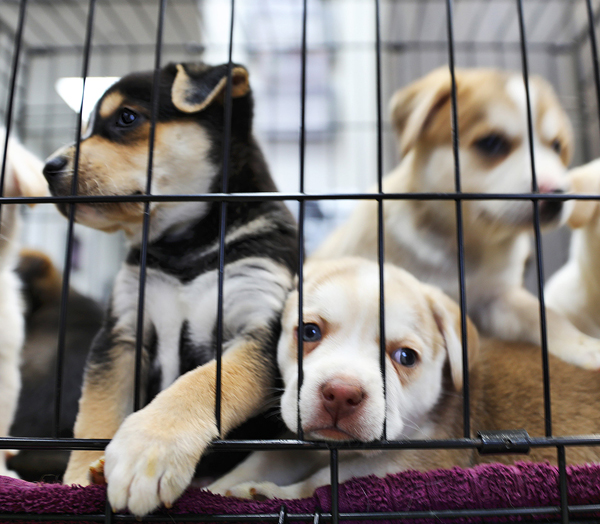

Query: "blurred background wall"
(1, 0), (600, 302)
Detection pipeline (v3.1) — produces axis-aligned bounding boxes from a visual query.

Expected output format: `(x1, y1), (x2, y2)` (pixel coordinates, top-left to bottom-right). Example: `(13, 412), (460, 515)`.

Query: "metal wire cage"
(2, 0), (600, 523)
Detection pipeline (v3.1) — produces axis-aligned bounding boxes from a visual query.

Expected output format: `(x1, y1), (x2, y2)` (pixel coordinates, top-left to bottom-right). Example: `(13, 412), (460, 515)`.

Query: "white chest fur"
(111, 257), (292, 391)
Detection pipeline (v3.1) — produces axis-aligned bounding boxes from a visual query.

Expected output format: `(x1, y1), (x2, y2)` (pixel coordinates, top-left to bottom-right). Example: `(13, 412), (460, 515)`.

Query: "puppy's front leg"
(478, 287), (600, 369)
(208, 449), (328, 496)
(64, 345), (136, 485)
(225, 451), (403, 501)
(104, 338), (273, 516)
(225, 461), (339, 500)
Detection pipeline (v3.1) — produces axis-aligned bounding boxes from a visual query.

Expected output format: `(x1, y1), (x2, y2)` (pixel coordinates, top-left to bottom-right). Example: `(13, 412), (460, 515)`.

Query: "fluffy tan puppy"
(208, 258), (600, 500)
(313, 67), (600, 369)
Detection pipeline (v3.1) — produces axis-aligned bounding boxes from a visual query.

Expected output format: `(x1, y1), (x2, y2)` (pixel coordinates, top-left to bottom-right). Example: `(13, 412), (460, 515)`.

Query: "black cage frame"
(2, 1), (600, 523)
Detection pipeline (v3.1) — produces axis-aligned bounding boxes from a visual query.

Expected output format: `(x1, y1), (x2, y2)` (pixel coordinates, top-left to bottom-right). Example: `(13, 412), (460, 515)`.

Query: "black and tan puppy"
(42, 62), (297, 515)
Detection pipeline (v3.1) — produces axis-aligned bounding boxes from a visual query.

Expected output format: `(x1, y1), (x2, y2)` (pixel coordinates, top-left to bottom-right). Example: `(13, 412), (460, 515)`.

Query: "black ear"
(171, 62), (250, 114)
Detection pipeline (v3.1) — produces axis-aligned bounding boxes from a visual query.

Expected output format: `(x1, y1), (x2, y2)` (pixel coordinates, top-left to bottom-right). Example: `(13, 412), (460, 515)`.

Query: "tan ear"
(389, 67), (452, 156)
(567, 160), (600, 229)
(423, 283), (479, 391)
(2, 132), (49, 204)
(171, 63), (250, 114)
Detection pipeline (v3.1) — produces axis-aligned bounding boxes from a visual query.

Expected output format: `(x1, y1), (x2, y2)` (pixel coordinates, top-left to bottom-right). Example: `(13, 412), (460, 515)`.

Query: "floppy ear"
(567, 160), (600, 229)
(171, 63), (250, 114)
(423, 283), (479, 391)
(1, 131), (48, 203)
(389, 67), (452, 156)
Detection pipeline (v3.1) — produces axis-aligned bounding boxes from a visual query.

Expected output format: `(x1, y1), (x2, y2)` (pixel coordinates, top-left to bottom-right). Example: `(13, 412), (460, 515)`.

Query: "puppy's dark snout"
(539, 188), (564, 223)
(43, 156), (68, 179)
(321, 381), (364, 421)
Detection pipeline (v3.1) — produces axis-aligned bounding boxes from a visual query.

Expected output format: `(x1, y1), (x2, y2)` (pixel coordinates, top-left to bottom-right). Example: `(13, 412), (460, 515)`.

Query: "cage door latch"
(477, 429), (530, 455)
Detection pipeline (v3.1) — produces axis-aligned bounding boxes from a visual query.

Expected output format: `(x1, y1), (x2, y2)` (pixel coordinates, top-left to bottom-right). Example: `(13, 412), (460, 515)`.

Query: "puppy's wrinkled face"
(278, 258), (474, 443)
(42, 62), (249, 238)
(392, 68), (574, 235)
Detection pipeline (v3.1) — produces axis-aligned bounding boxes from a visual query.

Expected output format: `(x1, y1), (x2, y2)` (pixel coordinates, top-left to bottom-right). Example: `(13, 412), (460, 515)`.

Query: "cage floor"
(1, 461), (600, 523)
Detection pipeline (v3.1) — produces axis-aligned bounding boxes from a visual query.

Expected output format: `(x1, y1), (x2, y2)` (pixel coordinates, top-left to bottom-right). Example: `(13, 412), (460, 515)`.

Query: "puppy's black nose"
(539, 188), (564, 223)
(43, 156), (68, 179)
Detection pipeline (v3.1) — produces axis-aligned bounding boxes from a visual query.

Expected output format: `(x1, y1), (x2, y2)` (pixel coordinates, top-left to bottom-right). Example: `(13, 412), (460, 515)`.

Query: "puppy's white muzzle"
(282, 355), (386, 443)
(304, 376), (367, 440)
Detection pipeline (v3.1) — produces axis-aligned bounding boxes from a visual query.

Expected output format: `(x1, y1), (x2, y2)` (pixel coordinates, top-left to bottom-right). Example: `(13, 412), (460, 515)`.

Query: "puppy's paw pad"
(226, 481), (283, 500)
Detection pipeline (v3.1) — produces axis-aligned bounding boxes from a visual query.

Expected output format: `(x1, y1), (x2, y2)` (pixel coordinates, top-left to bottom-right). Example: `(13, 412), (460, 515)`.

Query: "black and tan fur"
(43, 62), (297, 515)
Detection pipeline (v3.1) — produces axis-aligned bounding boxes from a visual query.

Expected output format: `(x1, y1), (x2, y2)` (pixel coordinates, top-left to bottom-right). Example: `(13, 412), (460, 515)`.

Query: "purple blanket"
(1, 462), (599, 523)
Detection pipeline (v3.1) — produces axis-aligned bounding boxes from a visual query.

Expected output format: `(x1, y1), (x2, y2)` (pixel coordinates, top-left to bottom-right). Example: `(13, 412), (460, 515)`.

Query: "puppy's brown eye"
(474, 134), (511, 158)
(551, 139), (562, 155)
(301, 323), (322, 343)
(391, 348), (418, 367)
(117, 108), (137, 127)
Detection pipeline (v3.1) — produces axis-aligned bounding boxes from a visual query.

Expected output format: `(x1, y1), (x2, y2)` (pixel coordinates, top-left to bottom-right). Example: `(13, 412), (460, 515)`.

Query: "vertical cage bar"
(54, 0), (97, 437)
(104, 495), (113, 524)
(516, 0), (552, 438)
(330, 449), (339, 524)
(375, 0), (387, 442)
(575, 49), (592, 163)
(296, 0), (308, 441)
(133, 0), (167, 411)
(445, 0), (470, 439)
(277, 505), (287, 524)
(0, 0), (27, 214)
(586, 0), (600, 139)
(215, 0), (236, 435)
(557, 445), (569, 524)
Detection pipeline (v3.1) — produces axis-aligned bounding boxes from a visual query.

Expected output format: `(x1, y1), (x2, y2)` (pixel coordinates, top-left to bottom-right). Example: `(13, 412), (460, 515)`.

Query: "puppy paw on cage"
(104, 398), (213, 516)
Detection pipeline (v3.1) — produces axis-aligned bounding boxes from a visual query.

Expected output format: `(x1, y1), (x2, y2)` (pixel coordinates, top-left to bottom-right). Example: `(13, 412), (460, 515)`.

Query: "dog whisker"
(400, 417), (425, 436)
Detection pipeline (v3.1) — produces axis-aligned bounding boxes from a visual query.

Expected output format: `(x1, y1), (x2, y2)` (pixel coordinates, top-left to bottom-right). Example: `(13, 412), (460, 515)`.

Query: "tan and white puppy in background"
(209, 258), (600, 500)
(313, 67), (600, 369)
(0, 129), (48, 477)
(546, 159), (600, 337)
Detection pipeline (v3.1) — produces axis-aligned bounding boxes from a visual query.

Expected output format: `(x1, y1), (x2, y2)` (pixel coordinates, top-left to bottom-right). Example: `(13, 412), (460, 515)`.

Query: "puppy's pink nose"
(537, 180), (563, 194)
(321, 381), (364, 422)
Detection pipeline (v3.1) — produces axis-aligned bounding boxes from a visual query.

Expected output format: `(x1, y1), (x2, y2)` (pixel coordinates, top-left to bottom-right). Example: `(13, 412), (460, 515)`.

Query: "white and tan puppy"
(0, 129), (48, 477)
(208, 257), (479, 499)
(546, 159), (600, 337)
(208, 258), (600, 500)
(313, 67), (600, 369)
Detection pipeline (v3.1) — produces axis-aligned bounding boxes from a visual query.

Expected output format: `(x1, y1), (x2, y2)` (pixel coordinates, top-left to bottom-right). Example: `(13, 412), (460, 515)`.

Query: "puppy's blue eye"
(391, 348), (418, 367)
(474, 134), (511, 158)
(552, 139), (562, 155)
(117, 109), (137, 127)
(301, 323), (321, 342)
